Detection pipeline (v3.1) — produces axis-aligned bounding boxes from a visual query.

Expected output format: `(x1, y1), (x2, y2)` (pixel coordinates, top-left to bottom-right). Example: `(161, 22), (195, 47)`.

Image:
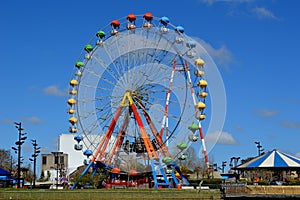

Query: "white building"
(59, 134), (86, 174)
(58, 133), (115, 174)
(40, 153), (68, 182)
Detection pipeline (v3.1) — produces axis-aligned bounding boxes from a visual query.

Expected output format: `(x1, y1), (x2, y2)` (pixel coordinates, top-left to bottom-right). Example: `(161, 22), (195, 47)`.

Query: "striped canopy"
(236, 149), (300, 169)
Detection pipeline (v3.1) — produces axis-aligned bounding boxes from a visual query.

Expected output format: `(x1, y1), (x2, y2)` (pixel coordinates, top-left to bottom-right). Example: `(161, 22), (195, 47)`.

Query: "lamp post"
(13, 122), (27, 189)
(230, 157), (240, 169)
(29, 139), (40, 188)
(209, 163), (217, 179)
(221, 161), (227, 173)
(51, 151), (63, 189)
(255, 141), (264, 156)
(232, 157), (240, 167)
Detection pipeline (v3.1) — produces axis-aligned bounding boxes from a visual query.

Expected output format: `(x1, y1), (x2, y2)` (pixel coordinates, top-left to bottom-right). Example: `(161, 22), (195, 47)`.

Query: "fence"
(0, 189), (221, 200)
(221, 183), (247, 194)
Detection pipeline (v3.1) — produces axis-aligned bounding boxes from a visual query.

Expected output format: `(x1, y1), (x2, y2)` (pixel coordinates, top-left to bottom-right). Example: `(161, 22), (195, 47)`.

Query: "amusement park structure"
(67, 12), (210, 189)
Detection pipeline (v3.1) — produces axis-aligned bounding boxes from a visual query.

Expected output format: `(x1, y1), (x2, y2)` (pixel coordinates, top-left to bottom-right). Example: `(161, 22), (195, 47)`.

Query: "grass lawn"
(0, 189), (221, 200)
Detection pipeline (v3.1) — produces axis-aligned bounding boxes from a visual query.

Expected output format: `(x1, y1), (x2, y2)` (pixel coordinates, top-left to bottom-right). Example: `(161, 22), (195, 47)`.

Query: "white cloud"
(295, 152), (300, 158)
(279, 121), (300, 129)
(255, 109), (278, 118)
(0, 117), (42, 125)
(252, 7), (279, 20)
(200, 0), (253, 5)
(193, 37), (233, 67)
(199, 1), (280, 20)
(0, 118), (14, 124)
(24, 116), (42, 124)
(43, 85), (65, 96)
(235, 125), (243, 131)
(206, 130), (237, 145)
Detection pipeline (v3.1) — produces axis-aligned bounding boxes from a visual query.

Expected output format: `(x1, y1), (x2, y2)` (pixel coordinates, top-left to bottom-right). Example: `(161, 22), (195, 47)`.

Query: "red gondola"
(110, 20), (120, 28)
(127, 13), (136, 22)
(143, 12), (153, 21)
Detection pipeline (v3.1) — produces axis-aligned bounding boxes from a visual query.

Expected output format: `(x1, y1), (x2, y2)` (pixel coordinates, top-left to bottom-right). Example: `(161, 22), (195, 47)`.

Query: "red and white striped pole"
(185, 60), (209, 168)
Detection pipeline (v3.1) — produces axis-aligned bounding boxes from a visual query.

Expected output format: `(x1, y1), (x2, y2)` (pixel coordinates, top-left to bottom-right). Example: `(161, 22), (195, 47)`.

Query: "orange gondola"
(143, 12), (153, 21)
(129, 169), (138, 176)
(111, 167), (121, 174)
(110, 20), (120, 28)
(127, 13), (136, 22)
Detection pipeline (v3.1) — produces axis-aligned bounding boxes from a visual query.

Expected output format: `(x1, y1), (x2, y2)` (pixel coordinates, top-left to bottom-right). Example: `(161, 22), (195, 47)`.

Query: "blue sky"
(1, 0), (300, 172)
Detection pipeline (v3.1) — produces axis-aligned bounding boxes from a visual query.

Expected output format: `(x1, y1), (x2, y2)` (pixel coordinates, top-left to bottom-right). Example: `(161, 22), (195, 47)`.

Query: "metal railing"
(0, 189), (221, 200)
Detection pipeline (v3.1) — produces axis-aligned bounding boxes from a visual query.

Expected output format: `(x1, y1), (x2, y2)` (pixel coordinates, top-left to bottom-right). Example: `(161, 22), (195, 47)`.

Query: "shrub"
(258, 179), (268, 185)
(287, 179), (300, 185)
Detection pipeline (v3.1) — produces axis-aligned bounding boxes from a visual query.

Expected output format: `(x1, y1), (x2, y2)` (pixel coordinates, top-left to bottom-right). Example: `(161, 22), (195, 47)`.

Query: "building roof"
(0, 167), (11, 176)
(236, 149), (300, 169)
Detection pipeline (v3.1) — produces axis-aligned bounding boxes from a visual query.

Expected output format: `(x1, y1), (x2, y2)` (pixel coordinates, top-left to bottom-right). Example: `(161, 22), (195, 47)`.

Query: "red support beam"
(130, 103), (158, 160)
(91, 106), (123, 162)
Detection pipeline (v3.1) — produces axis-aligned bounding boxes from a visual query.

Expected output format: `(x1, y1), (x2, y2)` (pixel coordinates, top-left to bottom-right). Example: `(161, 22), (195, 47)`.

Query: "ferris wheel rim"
(74, 18), (191, 137)
(67, 13), (214, 171)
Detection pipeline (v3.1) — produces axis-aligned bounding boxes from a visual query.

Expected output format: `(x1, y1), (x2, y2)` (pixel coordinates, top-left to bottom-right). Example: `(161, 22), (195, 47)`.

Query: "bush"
(258, 179), (269, 185)
(287, 179), (300, 185)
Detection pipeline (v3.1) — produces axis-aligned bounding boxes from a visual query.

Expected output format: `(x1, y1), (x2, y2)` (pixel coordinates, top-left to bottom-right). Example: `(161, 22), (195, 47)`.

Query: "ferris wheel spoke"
(108, 36), (131, 79)
(102, 42), (127, 88)
(79, 83), (114, 92)
(115, 35), (130, 80)
(92, 54), (123, 84)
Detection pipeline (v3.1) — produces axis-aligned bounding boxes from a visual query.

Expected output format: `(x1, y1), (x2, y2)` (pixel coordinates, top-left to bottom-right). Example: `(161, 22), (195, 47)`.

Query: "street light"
(221, 161), (227, 173)
(51, 151), (63, 189)
(13, 122), (27, 189)
(255, 141), (264, 156)
(29, 139), (40, 188)
(230, 157), (240, 168)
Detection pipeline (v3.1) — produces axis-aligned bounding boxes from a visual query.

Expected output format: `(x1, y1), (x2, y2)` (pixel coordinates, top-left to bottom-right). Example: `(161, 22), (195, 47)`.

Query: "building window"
(60, 156), (64, 165)
(42, 156), (47, 165)
(54, 156), (58, 164)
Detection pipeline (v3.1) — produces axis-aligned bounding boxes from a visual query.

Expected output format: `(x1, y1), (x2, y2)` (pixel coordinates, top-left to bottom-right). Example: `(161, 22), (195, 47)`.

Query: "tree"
(71, 166), (105, 188)
(179, 146), (199, 171)
(39, 171), (45, 181)
(0, 149), (15, 172)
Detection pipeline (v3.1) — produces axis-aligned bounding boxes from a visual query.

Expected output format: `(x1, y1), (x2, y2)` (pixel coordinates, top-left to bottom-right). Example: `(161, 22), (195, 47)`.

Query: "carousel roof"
(236, 149), (300, 169)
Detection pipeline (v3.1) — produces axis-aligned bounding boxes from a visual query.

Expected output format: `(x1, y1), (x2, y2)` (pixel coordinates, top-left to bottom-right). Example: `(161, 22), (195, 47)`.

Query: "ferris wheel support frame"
(91, 106), (123, 163)
(142, 109), (171, 158)
(72, 90), (190, 189)
(159, 60), (176, 146)
(185, 60), (209, 168)
(107, 111), (130, 164)
(157, 58), (210, 168)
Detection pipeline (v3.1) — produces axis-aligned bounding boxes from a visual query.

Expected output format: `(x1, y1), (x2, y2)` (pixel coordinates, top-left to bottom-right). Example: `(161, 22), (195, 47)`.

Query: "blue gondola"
(175, 26), (184, 33)
(74, 144), (83, 151)
(186, 40), (196, 48)
(83, 149), (93, 158)
(160, 16), (170, 26)
(74, 135), (83, 143)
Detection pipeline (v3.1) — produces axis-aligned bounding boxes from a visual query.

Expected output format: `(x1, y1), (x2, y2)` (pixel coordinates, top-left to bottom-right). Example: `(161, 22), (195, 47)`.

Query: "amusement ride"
(67, 12), (210, 189)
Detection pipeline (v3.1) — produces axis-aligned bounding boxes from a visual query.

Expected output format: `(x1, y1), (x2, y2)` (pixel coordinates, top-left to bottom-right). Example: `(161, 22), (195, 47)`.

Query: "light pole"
(230, 156), (241, 172)
(13, 122), (27, 188)
(255, 141), (264, 156)
(230, 157), (240, 167)
(29, 139), (40, 188)
(51, 151), (63, 189)
(221, 161), (227, 173)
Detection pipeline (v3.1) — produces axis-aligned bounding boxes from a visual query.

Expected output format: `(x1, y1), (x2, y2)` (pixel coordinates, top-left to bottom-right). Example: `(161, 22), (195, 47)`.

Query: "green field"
(0, 189), (221, 200)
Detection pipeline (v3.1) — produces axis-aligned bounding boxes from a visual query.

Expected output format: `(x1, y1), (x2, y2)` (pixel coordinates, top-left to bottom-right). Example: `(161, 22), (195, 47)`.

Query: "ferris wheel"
(67, 12), (210, 188)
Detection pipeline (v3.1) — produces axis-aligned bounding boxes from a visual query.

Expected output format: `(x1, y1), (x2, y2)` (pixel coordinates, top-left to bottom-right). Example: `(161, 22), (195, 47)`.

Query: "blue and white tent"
(236, 149), (300, 169)
(0, 167), (13, 181)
